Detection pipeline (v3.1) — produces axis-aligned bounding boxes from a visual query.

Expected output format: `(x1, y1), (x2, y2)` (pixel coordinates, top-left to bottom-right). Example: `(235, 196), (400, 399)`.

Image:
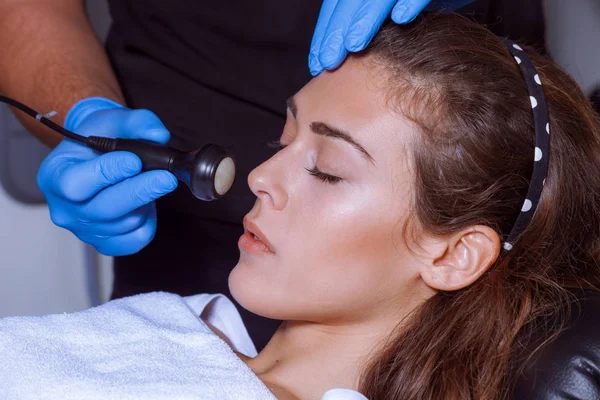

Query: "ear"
(418, 226), (500, 291)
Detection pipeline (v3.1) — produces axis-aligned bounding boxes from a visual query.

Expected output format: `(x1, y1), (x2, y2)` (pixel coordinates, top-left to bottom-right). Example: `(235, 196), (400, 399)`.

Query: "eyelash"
(266, 140), (343, 185)
(305, 166), (343, 184)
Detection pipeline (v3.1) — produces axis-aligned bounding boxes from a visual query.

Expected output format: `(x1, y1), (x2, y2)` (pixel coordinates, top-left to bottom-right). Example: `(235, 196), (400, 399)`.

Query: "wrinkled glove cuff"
(64, 97), (126, 132)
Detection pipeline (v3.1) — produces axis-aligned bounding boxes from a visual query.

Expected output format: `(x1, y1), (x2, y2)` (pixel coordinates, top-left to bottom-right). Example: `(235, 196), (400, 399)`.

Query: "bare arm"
(0, 0), (124, 147)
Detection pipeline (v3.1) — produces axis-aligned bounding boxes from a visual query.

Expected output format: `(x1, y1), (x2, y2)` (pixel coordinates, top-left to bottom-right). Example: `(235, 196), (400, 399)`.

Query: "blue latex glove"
(309, 0), (475, 75)
(37, 97), (178, 256)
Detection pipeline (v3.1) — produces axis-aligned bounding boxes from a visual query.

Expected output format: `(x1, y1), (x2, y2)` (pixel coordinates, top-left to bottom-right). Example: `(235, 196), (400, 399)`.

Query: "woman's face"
(229, 59), (425, 324)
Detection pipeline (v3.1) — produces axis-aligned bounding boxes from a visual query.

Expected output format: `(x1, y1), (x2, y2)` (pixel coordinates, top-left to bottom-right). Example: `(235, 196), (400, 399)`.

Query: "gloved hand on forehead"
(37, 97), (178, 256)
(309, 0), (475, 75)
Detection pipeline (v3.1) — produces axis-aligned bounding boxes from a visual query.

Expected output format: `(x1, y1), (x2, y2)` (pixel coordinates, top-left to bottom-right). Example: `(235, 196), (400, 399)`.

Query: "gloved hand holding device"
(37, 97), (178, 257)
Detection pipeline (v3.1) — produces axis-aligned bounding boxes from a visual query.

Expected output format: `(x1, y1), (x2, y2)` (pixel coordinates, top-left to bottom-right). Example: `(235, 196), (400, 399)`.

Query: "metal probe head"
(214, 156), (236, 196)
(171, 143), (236, 201)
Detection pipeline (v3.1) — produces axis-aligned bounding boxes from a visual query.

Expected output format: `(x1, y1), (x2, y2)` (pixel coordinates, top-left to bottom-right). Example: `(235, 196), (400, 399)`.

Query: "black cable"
(0, 94), (87, 143)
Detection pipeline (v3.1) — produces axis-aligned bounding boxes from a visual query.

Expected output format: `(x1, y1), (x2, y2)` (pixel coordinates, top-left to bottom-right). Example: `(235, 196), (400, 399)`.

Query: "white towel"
(0, 292), (275, 400)
(0, 291), (368, 400)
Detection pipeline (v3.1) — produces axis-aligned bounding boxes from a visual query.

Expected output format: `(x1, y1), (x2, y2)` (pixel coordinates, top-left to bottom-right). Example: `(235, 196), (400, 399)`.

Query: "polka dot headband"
(502, 39), (550, 251)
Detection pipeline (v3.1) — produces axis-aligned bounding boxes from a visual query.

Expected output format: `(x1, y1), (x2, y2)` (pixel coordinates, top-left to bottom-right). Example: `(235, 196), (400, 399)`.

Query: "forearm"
(0, 0), (124, 147)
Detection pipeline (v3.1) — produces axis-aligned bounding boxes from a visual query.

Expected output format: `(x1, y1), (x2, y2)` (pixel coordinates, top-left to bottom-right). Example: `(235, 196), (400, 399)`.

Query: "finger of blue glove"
(122, 109), (171, 144)
(84, 205), (158, 257)
(391, 0), (431, 24)
(310, 0), (340, 75)
(49, 151), (143, 202)
(64, 97), (125, 132)
(345, 0), (398, 51)
(42, 137), (98, 166)
(66, 97), (171, 144)
(71, 205), (153, 238)
(37, 142), (94, 197)
(72, 107), (171, 144)
(318, 0), (364, 71)
(79, 170), (177, 221)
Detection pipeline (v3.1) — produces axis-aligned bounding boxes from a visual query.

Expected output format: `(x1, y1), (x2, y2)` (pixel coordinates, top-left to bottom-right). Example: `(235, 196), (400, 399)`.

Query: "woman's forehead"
(295, 60), (415, 162)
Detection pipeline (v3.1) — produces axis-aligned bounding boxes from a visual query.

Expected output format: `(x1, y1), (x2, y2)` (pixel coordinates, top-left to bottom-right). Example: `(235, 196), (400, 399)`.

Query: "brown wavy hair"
(353, 13), (600, 399)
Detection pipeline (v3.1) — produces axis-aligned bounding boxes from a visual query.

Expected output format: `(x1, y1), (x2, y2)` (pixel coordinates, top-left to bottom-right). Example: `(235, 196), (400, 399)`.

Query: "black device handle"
(85, 136), (234, 201)
(113, 138), (178, 171)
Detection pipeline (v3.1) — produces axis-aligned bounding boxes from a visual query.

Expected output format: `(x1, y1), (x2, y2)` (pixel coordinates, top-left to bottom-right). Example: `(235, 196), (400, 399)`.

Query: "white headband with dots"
(501, 39), (550, 251)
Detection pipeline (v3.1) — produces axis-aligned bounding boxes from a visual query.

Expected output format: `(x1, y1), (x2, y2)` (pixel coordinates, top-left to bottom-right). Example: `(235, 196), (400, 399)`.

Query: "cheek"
(296, 185), (402, 263)
(278, 189), (409, 318)
(310, 207), (402, 284)
(311, 213), (396, 266)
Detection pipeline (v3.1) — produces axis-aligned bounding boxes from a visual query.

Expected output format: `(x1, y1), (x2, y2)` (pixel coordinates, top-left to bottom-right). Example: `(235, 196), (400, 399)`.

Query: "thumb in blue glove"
(37, 97), (178, 256)
(309, 0), (475, 76)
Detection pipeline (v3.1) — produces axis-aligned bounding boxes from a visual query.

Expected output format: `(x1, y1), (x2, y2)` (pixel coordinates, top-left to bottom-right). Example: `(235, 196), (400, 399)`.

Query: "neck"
(245, 315), (400, 399)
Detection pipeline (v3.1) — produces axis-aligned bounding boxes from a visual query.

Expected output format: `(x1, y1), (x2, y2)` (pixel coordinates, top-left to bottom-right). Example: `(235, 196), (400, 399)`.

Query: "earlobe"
(420, 227), (500, 291)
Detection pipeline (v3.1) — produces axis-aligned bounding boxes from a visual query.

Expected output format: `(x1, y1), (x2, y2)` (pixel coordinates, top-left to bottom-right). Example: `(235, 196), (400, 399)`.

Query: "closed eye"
(305, 166), (342, 185)
(267, 140), (343, 184)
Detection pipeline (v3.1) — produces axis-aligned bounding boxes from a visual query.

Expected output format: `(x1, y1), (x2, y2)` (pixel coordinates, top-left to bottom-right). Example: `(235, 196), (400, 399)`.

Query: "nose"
(247, 154), (289, 211)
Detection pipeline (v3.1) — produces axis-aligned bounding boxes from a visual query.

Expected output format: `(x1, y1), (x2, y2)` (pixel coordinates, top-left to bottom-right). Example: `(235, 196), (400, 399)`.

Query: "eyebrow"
(286, 96), (374, 164)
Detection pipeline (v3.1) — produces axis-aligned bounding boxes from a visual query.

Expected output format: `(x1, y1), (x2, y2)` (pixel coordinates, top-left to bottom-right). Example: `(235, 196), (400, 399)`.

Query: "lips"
(243, 218), (275, 253)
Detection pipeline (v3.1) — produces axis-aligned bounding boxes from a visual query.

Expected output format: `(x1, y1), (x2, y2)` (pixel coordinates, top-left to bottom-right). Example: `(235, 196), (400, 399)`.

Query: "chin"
(228, 261), (298, 321)
(229, 261), (277, 319)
